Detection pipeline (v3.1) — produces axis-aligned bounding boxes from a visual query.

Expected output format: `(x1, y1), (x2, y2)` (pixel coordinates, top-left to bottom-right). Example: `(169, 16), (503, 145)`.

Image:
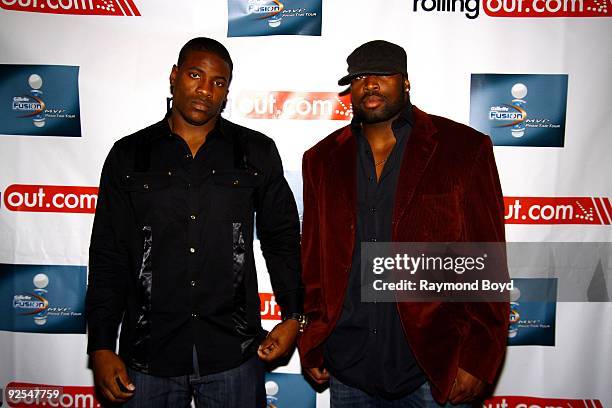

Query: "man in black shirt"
(86, 37), (304, 407)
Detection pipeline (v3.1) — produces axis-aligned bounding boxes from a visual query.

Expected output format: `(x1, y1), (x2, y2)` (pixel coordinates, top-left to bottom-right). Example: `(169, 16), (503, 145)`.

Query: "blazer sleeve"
(300, 150), (323, 321)
(296, 149), (331, 368)
(458, 137), (510, 384)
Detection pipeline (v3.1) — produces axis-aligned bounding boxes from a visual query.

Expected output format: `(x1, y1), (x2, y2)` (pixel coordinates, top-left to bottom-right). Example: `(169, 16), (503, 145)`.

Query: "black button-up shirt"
(86, 115), (302, 377)
(324, 103), (426, 398)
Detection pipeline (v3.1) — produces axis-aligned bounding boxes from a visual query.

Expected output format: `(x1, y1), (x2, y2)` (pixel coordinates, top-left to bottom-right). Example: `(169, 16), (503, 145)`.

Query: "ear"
(404, 78), (411, 92)
(169, 64), (178, 94)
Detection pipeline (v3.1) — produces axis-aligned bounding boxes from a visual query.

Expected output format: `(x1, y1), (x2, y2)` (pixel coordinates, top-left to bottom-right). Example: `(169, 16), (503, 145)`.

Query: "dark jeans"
(122, 355), (265, 408)
(330, 376), (473, 408)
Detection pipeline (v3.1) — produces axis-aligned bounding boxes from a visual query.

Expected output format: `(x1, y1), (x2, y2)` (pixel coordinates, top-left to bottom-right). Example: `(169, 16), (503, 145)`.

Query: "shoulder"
(221, 118), (273, 144)
(304, 124), (351, 162)
(220, 117), (277, 154)
(413, 107), (492, 156)
(112, 120), (166, 154)
(430, 115), (489, 143)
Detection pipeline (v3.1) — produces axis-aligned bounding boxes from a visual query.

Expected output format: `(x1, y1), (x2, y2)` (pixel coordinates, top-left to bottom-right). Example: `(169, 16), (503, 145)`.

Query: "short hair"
(177, 37), (233, 79)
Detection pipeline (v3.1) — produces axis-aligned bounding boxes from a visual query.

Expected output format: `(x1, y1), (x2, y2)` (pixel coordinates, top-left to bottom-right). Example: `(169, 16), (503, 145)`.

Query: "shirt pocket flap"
(120, 172), (172, 192)
(212, 170), (262, 188)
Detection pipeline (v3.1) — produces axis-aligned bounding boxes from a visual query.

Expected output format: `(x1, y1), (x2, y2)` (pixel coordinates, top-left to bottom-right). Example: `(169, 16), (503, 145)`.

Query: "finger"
(116, 369), (135, 393)
(258, 344), (277, 361)
(308, 368), (329, 384)
(308, 373), (327, 385)
(259, 340), (277, 354)
(448, 379), (466, 404)
(258, 337), (277, 353)
(100, 385), (123, 404)
(104, 376), (135, 401)
(261, 346), (283, 362)
(261, 340), (288, 362)
(449, 387), (470, 405)
(448, 379), (459, 401)
(318, 368), (330, 381)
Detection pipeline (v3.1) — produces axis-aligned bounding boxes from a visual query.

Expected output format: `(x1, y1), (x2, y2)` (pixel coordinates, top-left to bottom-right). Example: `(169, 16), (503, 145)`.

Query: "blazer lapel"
(329, 126), (357, 225)
(392, 107), (439, 239)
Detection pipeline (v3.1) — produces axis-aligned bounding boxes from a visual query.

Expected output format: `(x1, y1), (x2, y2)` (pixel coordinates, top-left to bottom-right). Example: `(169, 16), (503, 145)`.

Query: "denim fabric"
(122, 355), (265, 408)
(330, 376), (474, 408)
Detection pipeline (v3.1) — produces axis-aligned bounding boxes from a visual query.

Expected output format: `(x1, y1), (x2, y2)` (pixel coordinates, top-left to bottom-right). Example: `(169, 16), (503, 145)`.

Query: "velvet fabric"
(298, 106), (509, 404)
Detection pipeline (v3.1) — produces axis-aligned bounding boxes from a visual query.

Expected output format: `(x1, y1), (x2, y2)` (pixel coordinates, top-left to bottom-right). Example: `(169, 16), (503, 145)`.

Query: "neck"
(169, 110), (218, 141)
(362, 111), (401, 145)
(168, 110), (219, 157)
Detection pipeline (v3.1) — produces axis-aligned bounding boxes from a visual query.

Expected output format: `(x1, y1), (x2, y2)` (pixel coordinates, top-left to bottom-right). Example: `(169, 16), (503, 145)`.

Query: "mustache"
(361, 91), (386, 102)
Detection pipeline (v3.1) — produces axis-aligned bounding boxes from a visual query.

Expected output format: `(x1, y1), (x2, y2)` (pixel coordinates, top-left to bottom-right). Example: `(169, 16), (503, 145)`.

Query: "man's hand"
(448, 367), (486, 404)
(257, 319), (299, 362)
(304, 367), (330, 385)
(91, 350), (135, 403)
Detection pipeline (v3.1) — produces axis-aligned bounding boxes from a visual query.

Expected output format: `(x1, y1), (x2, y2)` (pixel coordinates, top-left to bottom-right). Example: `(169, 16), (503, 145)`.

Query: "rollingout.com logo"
(412, 0), (482, 19)
(412, 0), (609, 18)
(0, 0), (141, 16)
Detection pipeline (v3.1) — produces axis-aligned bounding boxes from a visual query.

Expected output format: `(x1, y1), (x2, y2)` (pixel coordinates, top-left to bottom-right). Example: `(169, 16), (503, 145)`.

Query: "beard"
(353, 83), (408, 124)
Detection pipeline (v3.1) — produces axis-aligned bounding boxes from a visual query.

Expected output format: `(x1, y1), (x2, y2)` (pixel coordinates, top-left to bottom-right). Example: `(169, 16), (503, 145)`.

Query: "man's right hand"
(305, 367), (330, 385)
(91, 350), (135, 403)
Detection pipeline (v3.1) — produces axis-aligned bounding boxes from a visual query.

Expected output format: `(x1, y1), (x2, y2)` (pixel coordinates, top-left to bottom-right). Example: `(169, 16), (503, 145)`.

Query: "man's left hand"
(257, 319), (299, 362)
(448, 367), (486, 404)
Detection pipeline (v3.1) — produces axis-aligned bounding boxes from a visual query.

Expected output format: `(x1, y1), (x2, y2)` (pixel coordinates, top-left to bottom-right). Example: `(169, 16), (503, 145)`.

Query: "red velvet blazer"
(297, 106), (509, 403)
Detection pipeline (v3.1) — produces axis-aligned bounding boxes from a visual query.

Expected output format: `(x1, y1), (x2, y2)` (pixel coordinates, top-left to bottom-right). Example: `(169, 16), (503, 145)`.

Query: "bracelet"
(282, 313), (308, 332)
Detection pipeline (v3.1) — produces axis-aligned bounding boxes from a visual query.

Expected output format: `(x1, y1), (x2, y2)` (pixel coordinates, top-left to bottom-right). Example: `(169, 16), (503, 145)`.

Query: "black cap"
(338, 40), (408, 86)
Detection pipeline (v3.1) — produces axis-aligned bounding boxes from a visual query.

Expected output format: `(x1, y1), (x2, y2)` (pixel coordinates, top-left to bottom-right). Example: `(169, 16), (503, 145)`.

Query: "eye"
(188, 72), (200, 79)
(214, 80), (227, 88)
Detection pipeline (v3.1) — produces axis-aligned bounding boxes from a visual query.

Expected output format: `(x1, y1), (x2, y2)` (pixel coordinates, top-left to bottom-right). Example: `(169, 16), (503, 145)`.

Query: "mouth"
(361, 94), (385, 109)
(191, 99), (212, 111)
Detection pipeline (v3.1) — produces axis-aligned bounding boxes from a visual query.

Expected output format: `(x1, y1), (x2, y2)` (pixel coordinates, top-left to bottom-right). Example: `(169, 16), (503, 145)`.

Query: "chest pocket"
(120, 172), (173, 224)
(212, 170), (263, 220)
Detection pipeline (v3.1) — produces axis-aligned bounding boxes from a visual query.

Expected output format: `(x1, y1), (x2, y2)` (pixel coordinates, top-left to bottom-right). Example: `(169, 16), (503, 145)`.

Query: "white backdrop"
(1, 1), (611, 407)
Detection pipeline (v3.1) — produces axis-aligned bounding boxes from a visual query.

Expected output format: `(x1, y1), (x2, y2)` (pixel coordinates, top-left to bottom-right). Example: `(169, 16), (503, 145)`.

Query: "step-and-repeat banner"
(1, 1), (610, 407)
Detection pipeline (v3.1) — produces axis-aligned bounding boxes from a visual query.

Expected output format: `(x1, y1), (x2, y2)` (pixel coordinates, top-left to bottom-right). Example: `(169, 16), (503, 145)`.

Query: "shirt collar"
(150, 112), (229, 142)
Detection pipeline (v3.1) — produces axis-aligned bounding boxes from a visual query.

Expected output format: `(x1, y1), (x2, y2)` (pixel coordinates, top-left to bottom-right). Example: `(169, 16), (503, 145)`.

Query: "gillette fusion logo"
(0, 0), (141, 16)
(248, 0), (284, 18)
(412, 0), (609, 18)
(489, 105), (526, 127)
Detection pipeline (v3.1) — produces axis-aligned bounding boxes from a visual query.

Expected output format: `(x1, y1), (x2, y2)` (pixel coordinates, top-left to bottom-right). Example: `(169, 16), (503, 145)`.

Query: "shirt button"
(189, 247), (196, 253)
(191, 313), (198, 318)
(370, 207), (376, 213)
(186, 154), (192, 159)
(370, 238), (377, 242)
(190, 280), (196, 287)
(372, 328), (378, 334)
(190, 215), (196, 220)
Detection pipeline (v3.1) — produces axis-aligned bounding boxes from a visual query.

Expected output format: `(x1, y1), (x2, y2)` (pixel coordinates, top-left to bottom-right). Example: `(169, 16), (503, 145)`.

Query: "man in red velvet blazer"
(298, 40), (508, 407)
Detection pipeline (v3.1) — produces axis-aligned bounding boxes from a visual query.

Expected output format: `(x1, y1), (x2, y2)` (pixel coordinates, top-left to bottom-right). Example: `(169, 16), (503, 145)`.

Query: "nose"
(363, 76), (380, 91)
(196, 80), (213, 98)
